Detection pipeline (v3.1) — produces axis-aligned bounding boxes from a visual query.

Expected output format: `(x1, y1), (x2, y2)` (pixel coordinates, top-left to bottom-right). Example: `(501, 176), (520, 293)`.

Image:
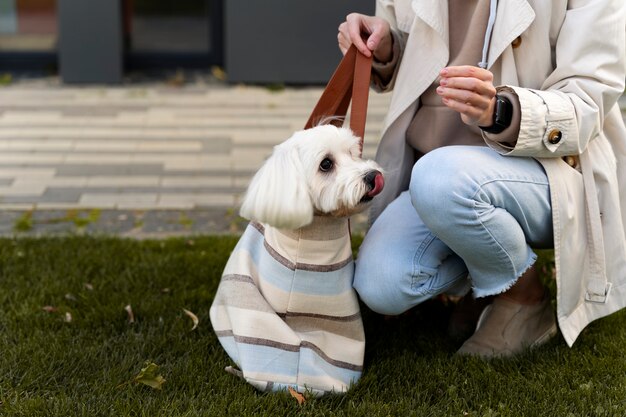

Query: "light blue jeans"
(354, 146), (553, 315)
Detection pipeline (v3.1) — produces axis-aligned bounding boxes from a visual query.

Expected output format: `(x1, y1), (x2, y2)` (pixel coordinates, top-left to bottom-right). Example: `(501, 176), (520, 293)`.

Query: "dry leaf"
(125, 304), (135, 324)
(161, 288), (171, 294)
(84, 283), (94, 291)
(211, 66), (227, 81)
(64, 312), (73, 323)
(167, 69), (185, 87)
(42, 306), (58, 313)
(288, 387), (306, 405)
(182, 308), (199, 331)
(133, 361), (166, 390)
(65, 293), (77, 302)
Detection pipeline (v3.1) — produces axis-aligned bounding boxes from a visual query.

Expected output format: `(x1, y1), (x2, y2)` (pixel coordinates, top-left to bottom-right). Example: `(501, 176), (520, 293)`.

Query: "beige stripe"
(285, 290), (361, 317)
(213, 277), (360, 321)
(222, 249), (260, 286)
(264, 225), (353, 269)
(284, 315), (364, 342)
(212, 278), (279, 314)
(263, 239), (352, 272)
(210, 306), (301, 345)
(277, 215), (350, 241)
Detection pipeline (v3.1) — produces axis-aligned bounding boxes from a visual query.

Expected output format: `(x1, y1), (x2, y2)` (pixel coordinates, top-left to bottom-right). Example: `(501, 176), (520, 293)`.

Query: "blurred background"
(0, 0), (373, 84)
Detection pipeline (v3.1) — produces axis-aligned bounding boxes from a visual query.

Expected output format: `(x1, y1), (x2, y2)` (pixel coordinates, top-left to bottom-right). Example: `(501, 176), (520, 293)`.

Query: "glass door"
(124, 0), (222, 69)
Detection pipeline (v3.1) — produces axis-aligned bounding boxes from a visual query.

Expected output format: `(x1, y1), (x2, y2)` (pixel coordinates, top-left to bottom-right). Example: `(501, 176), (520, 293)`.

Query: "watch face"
(494, 96), (512, 127)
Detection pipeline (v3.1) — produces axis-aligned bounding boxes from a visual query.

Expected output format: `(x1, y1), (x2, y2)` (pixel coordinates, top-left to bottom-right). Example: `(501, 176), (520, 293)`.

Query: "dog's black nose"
(364, 170), (384, 197)
(364, 171), (378, 187)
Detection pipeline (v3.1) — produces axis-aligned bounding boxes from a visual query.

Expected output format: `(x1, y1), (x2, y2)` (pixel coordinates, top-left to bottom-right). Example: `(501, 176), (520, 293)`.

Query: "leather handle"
(305, 45), (373, 149)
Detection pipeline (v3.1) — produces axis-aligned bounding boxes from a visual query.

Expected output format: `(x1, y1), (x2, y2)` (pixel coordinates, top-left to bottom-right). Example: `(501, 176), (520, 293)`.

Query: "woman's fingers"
(338, 13), (392, 59)
(437, 66), (497, 126)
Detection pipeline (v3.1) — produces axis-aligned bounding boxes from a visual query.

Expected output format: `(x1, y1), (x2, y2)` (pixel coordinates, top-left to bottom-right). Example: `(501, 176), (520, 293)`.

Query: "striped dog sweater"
(210, 216), (365, 396)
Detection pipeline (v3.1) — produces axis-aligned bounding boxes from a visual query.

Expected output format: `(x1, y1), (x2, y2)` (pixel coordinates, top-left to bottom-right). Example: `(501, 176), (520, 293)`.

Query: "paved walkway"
(0, 77), (624, 237)
(0, 76), (391, 237)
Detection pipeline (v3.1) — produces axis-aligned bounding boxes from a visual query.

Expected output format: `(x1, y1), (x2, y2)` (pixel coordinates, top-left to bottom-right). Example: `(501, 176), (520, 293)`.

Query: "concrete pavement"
(0, 76), (390, 236)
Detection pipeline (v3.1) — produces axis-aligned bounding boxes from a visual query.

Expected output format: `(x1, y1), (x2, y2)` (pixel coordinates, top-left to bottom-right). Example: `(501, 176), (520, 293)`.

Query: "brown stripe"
(222, 274), (255, 284)
(212, 278), (277, 314)
(295, 257), (353, 272)
(282, 311), (361, 322)
(250, 221), (265, 234)
(301, 341), (363, 372)
(263, 239), (352, 272)
(285, 315), (365, 342)
(235, 335), (301, 352)
(215, 331), (363, 371)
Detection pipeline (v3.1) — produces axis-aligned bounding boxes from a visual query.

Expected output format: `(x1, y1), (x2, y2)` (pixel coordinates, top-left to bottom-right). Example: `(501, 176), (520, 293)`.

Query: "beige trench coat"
(369, 0), (626, 346)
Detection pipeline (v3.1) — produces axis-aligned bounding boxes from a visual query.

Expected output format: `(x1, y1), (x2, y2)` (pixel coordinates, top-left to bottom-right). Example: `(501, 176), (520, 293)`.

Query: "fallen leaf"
(288, 387), (306, 405)
(65, 293), (77, 302)
(125, 304), (135, 324)
(84, 283), (94, 291)
(64, 312), (73, 323)
(42, 306), (58, 313)
(167, 69), (185, 87)
(133, 361), (166, 390)
(161, 288), (171, 294)
(211, 66), (227, 81)
(182, 308), (199, 331)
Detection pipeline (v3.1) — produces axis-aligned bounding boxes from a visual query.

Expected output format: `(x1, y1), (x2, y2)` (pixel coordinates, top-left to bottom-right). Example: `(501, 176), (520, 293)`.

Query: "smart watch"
(480, 94), (512, 134)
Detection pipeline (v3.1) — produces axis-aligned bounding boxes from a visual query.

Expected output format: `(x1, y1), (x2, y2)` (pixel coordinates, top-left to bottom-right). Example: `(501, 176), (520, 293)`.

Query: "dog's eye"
(319, 158), (333, 172)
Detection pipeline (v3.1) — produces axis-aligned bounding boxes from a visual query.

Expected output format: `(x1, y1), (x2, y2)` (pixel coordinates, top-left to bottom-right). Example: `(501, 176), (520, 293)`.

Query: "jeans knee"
(354, 256), (412, 315)
(410, 148), (469, 227)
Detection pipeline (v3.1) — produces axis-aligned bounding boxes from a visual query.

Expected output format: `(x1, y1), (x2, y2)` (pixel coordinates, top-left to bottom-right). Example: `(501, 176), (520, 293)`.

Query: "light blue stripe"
(217, 336), (240, 365)
(217, 336), (360, 388)
(225, 340), (299, 377)
(298, 348), (361, 383)
(231, 225), (356, 296)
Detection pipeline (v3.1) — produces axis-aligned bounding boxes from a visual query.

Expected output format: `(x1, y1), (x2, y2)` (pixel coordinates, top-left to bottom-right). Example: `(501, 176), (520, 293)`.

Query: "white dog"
(240, 124), (384, 228)
(210, 124), (384, 395)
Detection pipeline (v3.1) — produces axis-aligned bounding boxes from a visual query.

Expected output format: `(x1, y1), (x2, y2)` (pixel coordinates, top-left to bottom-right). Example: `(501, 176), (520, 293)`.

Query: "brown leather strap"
(304, 45), (373, 150)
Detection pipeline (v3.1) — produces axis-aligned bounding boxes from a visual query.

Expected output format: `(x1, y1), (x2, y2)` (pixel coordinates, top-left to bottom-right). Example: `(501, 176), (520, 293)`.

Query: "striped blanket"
(209, 216), (365, 396)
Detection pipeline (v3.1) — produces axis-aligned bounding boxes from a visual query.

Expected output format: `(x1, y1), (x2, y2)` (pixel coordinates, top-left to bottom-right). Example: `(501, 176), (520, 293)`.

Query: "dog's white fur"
(240, 125), (383, 229)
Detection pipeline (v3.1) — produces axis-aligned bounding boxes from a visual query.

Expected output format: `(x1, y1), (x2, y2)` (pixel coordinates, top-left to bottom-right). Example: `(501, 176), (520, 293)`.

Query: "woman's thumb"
(366, 34), (380, 51)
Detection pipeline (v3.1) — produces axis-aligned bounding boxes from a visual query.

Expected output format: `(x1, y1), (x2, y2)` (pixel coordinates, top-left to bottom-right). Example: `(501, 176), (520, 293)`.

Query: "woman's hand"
(338, 13), (392, 62)
(436, 66), (497, 127)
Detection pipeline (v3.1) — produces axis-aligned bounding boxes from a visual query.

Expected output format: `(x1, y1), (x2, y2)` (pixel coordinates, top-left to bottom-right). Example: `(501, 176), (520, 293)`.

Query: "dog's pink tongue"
(367, 173), (385, 197)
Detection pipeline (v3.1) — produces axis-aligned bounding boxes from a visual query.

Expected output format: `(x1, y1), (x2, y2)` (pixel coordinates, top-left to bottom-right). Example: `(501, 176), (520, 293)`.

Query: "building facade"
(0, 0), (372, 84)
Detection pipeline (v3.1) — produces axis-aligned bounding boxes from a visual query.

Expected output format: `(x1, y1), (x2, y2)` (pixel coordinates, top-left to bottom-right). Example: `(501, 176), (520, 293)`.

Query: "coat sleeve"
(371, 0), (406, 92)
(484, 0), (625, 158)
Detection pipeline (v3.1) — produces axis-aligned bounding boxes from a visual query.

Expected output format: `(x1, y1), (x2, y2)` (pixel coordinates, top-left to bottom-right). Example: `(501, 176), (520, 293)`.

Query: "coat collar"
(382, 0), (536, 136)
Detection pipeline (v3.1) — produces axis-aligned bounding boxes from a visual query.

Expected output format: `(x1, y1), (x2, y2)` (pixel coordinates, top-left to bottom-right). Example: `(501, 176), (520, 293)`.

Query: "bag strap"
(304, 45), (373, 149)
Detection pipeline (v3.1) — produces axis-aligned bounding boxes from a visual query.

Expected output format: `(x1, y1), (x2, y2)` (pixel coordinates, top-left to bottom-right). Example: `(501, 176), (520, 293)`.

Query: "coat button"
(512, 36), (522, 48)
(548, 129), (562, 144)
(563, 155), (577, 167)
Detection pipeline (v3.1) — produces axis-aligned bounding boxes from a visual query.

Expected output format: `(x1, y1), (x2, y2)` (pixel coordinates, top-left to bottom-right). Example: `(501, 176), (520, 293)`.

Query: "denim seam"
(411, 232), (437, 291)
(410, 233), (468, 295)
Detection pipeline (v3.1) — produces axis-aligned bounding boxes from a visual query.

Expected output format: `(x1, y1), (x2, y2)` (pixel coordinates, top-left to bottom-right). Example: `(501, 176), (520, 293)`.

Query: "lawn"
(1, 235), (625, 416)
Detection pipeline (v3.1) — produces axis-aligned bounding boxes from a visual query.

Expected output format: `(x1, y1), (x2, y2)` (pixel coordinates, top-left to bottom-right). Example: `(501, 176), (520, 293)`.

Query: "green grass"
(1, 236), (625, 416)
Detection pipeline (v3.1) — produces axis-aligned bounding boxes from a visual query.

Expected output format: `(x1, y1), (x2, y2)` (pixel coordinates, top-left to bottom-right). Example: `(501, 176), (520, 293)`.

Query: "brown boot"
(456, 295), (557, 358)
(447, 294), (493, 341)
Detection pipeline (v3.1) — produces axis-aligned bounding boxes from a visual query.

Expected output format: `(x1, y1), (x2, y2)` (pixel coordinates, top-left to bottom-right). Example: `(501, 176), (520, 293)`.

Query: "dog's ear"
(239, 144), (313, 229)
